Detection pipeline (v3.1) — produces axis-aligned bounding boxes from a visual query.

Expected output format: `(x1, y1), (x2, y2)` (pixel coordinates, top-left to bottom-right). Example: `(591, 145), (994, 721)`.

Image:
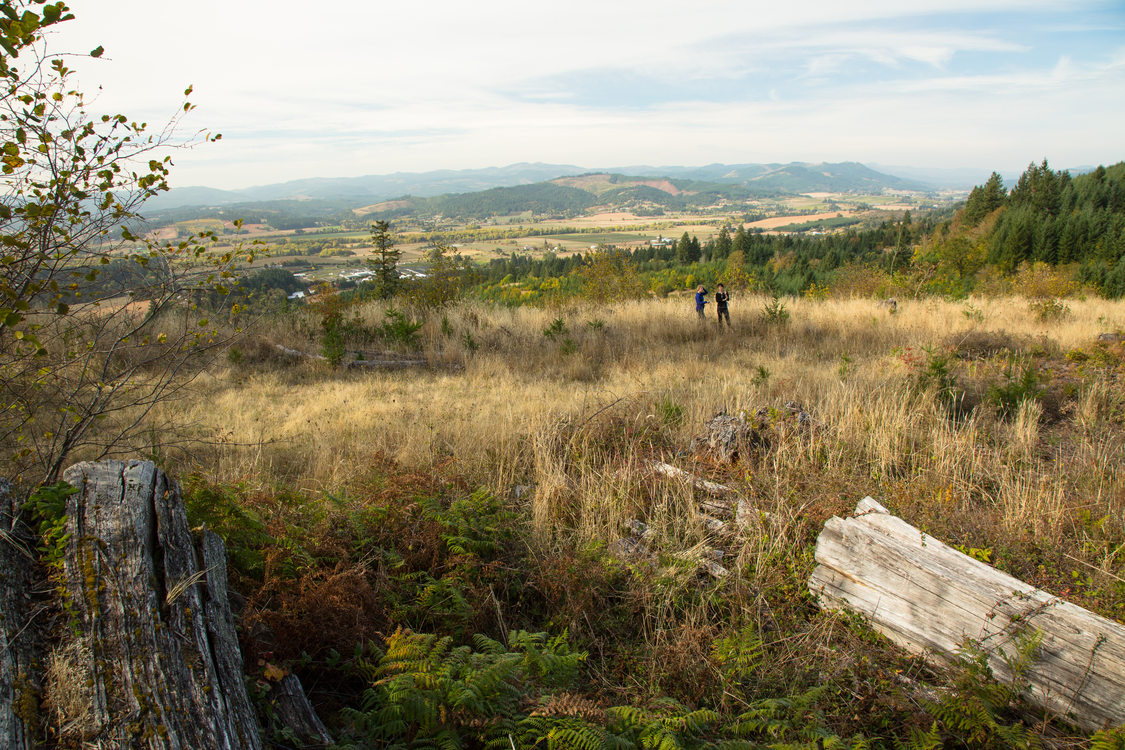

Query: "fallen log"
(274, 343), (326, 361)
(345, 356), (427, 369)
(273, 343), (426, 369)
(809, 497), (1125, 732)
(59, 460), (263, 749)
(649, 460), (768, 524)
(650, 460), (740, 505)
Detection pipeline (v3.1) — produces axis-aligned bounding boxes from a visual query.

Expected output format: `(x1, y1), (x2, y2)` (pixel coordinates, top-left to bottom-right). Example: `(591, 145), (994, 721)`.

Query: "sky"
(44, 0), (1125, 190)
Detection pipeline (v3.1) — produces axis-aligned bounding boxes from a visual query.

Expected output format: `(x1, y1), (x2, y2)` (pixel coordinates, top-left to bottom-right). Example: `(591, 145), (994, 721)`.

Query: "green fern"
(917, 632), (1044, 750)
(24, 480), (77, 567)
(604, 700), (719, 750)
(421, 488), (513, 558)
(729, 685), (838, 744)
(711, 626), (763, 685)
(339, 627), (588, 750)
(1091, 726), (1125, 750)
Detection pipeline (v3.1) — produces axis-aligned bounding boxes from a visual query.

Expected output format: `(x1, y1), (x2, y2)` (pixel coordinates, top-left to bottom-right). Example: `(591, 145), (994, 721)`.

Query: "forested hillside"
(465, 160), (1125, 304)
(976, 161), (1125, 293)
(359, 175), (783, 221)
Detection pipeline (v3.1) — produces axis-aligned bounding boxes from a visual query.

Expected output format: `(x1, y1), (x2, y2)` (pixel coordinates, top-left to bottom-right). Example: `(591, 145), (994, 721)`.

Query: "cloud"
(47, 0), (1125, 187)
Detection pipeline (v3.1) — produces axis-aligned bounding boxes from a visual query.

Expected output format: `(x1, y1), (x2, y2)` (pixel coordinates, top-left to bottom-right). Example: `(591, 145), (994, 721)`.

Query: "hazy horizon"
(49, 0), (1125, 191)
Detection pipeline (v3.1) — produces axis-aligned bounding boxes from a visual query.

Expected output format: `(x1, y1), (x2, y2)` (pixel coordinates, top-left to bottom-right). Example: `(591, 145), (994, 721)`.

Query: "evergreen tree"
(369, 220), (400, 299)
(1010, 159), (1065, 216)
(714, 225), (732, 260)
(963, 172), (1007, 226)
(675, 232), (701, 263)
(732, 225), (750, 259)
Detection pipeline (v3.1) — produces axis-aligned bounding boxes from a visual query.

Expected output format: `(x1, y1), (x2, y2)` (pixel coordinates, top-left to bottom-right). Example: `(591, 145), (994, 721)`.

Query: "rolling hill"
(151, 161), (931, 217)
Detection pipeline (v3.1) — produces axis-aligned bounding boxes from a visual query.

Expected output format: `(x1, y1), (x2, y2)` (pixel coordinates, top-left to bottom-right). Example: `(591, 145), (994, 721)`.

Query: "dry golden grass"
(123, 290), (1125, 739)
(157, 293), (1125, 623)
(43, 638), (97, 743)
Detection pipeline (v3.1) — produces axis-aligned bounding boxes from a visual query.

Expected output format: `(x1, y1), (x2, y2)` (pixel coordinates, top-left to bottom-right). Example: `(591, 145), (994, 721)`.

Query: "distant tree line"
(471, 160), (1125, 301)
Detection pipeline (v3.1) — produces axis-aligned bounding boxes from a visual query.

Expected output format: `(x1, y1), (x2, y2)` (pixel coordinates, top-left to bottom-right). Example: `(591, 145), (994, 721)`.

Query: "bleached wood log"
(345, 357), (427, 369)
(674, 546), (730, 578)
(649, 461), (768, 524)
(61, 460), (263, 749)
(273, 343), (426, 369)
(809, 497), (1125, 732)
(274, 343), (325, 360)
(651, 460), (738, 503)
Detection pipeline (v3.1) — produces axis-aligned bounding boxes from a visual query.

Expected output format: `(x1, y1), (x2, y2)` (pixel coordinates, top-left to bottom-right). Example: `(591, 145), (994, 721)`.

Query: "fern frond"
(474, 631), (507, 654)
(547, 718), (609, 750)
(1091, 726), (1125, 750)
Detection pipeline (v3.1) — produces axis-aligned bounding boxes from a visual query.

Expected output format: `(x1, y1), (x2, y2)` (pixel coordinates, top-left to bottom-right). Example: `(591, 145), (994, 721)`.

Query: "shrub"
(1027, 297), (1069, 322)
(987, 357), (1043, 418)
(901, 345), (963, 411)
(379, 308), (423, 346)
(543, 317), (569, 339)
(760, 296), (790, 325)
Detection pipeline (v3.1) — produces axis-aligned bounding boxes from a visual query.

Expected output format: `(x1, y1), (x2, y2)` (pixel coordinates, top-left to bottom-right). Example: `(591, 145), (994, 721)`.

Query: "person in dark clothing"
(694, 285), (708, 319)
(715, 283), (731, 326)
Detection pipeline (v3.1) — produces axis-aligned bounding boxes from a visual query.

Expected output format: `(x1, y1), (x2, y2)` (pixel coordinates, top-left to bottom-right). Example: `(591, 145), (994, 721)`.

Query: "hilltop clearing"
(94, 293), (1124, 747)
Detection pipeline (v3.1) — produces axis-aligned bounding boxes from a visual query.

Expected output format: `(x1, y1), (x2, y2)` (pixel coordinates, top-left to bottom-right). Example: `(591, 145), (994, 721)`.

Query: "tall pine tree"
(369, 220), (400, 299)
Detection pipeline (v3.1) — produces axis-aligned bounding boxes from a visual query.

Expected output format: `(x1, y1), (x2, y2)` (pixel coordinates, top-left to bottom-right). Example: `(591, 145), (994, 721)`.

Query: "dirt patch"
(354, 199), (412, 215)
(552, 174), (684, 196)
(634, 179), (684, 196)
(743, 211), (853, 230)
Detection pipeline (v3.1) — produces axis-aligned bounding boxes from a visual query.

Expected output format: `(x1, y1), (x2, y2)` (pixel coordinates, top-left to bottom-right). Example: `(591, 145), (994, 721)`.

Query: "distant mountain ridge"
(152, 163), (584, 211)
(153, 161), (932, 212)
(614, 161), (923, 193)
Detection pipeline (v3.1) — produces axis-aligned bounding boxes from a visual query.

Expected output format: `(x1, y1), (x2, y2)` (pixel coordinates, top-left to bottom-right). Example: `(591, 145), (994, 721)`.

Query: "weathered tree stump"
(689, 413), (762, 463)
(59, 460), (263, 749)
(267, 674), (334, 747)
(809, 497), (1125, 731)
(0, 479), (41, 749)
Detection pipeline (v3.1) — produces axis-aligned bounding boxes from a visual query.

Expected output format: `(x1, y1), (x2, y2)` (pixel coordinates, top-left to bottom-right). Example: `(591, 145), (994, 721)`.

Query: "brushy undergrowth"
(159, 295), (1125, 748)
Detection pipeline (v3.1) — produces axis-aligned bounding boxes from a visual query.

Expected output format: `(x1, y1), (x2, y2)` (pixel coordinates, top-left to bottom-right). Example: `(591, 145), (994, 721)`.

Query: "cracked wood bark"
(61, 460), (262, 749)
(267, 674), (334, 747)
(0, 479), (40, 749)
(809, 497), (1125, 732)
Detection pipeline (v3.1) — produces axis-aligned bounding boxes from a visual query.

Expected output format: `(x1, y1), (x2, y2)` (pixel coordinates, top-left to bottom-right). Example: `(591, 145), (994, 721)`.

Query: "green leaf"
(89, 45), (103, 58)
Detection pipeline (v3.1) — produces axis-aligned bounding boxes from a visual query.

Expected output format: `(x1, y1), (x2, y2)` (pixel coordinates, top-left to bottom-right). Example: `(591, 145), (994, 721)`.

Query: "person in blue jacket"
(694, 285), (708, 319)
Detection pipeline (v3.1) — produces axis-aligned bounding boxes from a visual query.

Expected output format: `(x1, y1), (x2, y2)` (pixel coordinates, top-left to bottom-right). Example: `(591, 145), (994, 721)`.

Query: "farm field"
(157, 190), (926, 271)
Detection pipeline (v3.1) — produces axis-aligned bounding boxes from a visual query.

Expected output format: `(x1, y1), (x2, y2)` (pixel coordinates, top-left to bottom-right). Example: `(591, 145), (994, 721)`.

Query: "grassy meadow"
(132, 293), (1125, 746)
